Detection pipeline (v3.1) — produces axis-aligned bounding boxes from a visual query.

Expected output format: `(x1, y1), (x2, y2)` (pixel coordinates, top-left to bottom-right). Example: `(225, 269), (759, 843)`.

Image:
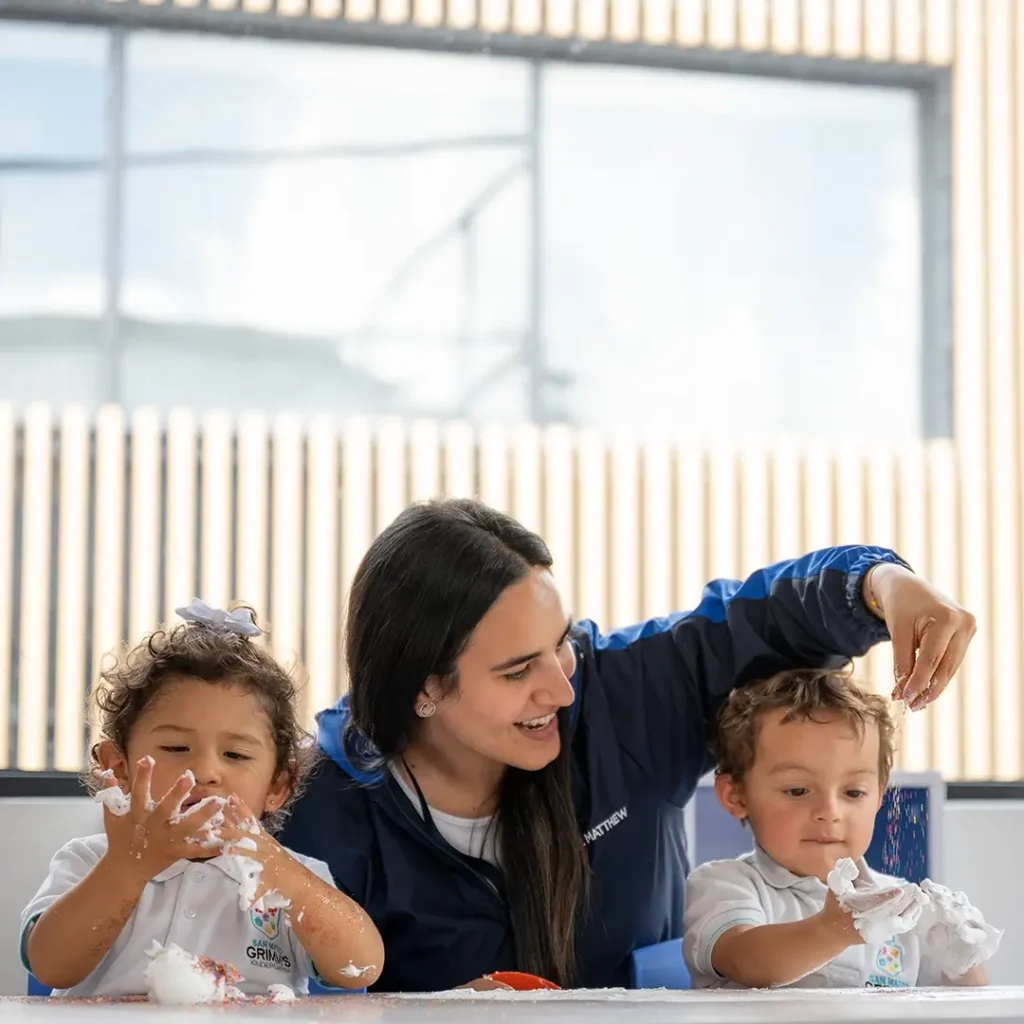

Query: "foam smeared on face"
(143, 942), (242, 1005)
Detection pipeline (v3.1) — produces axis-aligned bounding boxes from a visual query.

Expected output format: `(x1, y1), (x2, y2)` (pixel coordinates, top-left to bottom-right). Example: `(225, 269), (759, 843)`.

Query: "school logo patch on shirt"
(876, 939), (903, 978)
(250, 905), (282, 940)
(866, 937), (909, 988)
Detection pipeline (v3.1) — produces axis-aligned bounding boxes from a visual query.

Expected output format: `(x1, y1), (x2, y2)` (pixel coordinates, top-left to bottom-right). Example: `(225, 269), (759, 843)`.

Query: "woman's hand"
(864, 563), (977, 710)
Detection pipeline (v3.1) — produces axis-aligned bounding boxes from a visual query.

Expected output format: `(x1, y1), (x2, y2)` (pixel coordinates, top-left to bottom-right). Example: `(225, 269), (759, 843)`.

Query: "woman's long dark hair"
(343, 498), (589, 986)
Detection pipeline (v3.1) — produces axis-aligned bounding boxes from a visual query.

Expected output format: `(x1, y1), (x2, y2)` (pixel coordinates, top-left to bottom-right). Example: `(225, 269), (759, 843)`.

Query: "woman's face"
(420, 567), (577, 774)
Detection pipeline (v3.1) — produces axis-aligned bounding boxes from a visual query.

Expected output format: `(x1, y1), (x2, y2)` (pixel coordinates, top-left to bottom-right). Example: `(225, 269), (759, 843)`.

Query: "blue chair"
(630, 940), (690, 989)
(27, 974), (50, 996)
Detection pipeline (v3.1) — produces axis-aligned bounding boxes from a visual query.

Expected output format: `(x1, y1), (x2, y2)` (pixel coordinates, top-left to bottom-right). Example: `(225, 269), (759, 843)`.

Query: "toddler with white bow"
(684, 667), (1000, 989)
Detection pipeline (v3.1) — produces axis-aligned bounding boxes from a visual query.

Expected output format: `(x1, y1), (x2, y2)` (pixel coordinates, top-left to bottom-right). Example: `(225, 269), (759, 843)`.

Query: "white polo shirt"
(21, 834), (337, 998)
(683, 847), (946, 989)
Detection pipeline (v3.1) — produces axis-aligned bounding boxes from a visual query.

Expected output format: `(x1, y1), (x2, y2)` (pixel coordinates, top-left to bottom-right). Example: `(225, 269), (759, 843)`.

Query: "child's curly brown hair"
(87, 607), (316, 832)
(713, 664), (898, 787)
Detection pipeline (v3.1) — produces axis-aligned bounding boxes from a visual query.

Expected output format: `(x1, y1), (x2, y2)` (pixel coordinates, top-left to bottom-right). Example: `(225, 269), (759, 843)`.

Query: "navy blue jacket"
(279, 545), (904, 991)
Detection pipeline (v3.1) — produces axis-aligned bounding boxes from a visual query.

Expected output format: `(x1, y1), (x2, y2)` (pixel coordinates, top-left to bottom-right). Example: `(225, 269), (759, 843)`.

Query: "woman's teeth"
(518, 713), (555, 731)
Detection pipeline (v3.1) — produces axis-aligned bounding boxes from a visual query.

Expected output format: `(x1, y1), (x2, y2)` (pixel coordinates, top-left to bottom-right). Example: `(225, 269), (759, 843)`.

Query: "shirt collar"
(752, 844), (874, 891)
(151, 853), (245, 885)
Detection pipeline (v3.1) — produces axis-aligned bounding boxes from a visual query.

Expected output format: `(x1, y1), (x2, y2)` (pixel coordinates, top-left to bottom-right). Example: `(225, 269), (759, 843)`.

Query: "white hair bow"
(175, 598), (261, 638)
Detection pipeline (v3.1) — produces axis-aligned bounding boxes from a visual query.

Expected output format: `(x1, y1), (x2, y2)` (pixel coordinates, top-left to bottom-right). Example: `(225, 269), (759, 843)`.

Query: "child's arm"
(269, 853), (384, 989)
(683, 859), (858, 989)
(221, 797), (383, 989)
(25, 845), (148, 990)
(709, 895), (857, 988)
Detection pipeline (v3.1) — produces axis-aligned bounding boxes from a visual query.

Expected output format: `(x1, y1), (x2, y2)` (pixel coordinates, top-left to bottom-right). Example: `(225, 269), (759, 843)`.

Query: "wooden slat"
(675, 446), (707, 609)
(0, 406), (14, 768)
(443, 421), (475, 499)
(478, 425), (510, 512)
(676, 0), (706, 45)
(545, 0), (574, 35)
(609, 436), (640, 628)
(863, 450), (897, 704)
(802, 444), (834, 550)
(768, 0), (800, 53)
(513, 0), (543, 33)
(338, 419), (374, 692)
(738, 0), (769, 49)
(576, 430), (608, 626)
(983, 0), (1020, 779)
(923, 0), (954, 64)
(799, 0), (831, 56)
(164, 409), (197, 623)
(409, 420), (442, 503)
(270, 415), (304, 685)
(738, 448), (769, 574)
(834, 447), (864, 547)
(832, 0), (864, 58)
(641, 439), (673, 619)
(200, 411), (233, 612)
(375, 419), (408, 531)
(18, 404), (53, 771)
(236, 412), (270, 628)
(892, 446), (931, 771)
(707, 447), (738, 580)
(893, 0), (923, 62)
(769, 443), (801, 562)
(576, 0), (605, 37)
(128, 408), (161, 645)
(91, 405), (126, 751)
(643, 0), (675, 43)
(511, 424), (542, 535)
(541, 425), (577, 614)
(706, 0), (738, 49)
(447, 0), (478, 28)
(379, 0), (411, 23)
(413, 0), (444, 26)
(863, 0), (893, 60)
(610, 0), (641, 40)
(927, 442), (962, 778)
(953, 0), (992, 779)
(305, 416), (339, 717)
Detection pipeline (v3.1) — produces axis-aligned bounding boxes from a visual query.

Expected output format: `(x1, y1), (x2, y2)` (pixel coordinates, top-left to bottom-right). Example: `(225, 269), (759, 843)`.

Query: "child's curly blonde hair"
(713, 664), (897, 786)
(87, 609), (316, 832)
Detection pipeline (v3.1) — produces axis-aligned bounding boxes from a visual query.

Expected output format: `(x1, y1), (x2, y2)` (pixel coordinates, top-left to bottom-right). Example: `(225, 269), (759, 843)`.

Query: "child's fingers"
(129, 757), (155, 816)
(153, 771), (196, 822)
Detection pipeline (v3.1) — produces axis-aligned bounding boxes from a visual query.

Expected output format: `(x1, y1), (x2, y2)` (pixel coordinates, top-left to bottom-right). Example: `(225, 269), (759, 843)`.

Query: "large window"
(0, 21), (925, 440)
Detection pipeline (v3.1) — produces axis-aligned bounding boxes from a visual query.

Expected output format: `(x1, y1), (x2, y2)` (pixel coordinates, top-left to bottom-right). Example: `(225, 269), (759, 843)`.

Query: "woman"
(279, 498), (974, 992)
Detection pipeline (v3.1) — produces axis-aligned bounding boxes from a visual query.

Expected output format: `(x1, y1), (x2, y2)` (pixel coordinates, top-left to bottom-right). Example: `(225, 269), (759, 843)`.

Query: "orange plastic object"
(486, 971), (561, 991)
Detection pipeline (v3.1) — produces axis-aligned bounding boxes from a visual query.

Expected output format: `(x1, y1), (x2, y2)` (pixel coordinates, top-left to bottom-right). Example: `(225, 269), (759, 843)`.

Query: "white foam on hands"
(94, 772), (131, 817)
(826, 857), (927, 944)
(917, 879), (1002, 978)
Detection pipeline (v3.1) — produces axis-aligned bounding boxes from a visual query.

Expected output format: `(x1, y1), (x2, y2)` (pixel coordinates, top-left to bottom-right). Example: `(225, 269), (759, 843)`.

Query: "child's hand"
(217, 796), (295, 908)
(820, 888), (865, 945)
(917, 879), (1002, 979)
(101, 757), (225, 884)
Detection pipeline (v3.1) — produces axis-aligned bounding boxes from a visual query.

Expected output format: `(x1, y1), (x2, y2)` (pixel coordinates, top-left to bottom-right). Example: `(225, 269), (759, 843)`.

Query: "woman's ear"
(95, 740), (130, 789)
(714, 772), (749, 824)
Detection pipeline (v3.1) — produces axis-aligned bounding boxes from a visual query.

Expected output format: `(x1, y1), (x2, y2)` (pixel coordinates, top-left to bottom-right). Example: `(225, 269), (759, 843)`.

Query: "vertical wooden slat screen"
(0, 406), (1011, 779)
